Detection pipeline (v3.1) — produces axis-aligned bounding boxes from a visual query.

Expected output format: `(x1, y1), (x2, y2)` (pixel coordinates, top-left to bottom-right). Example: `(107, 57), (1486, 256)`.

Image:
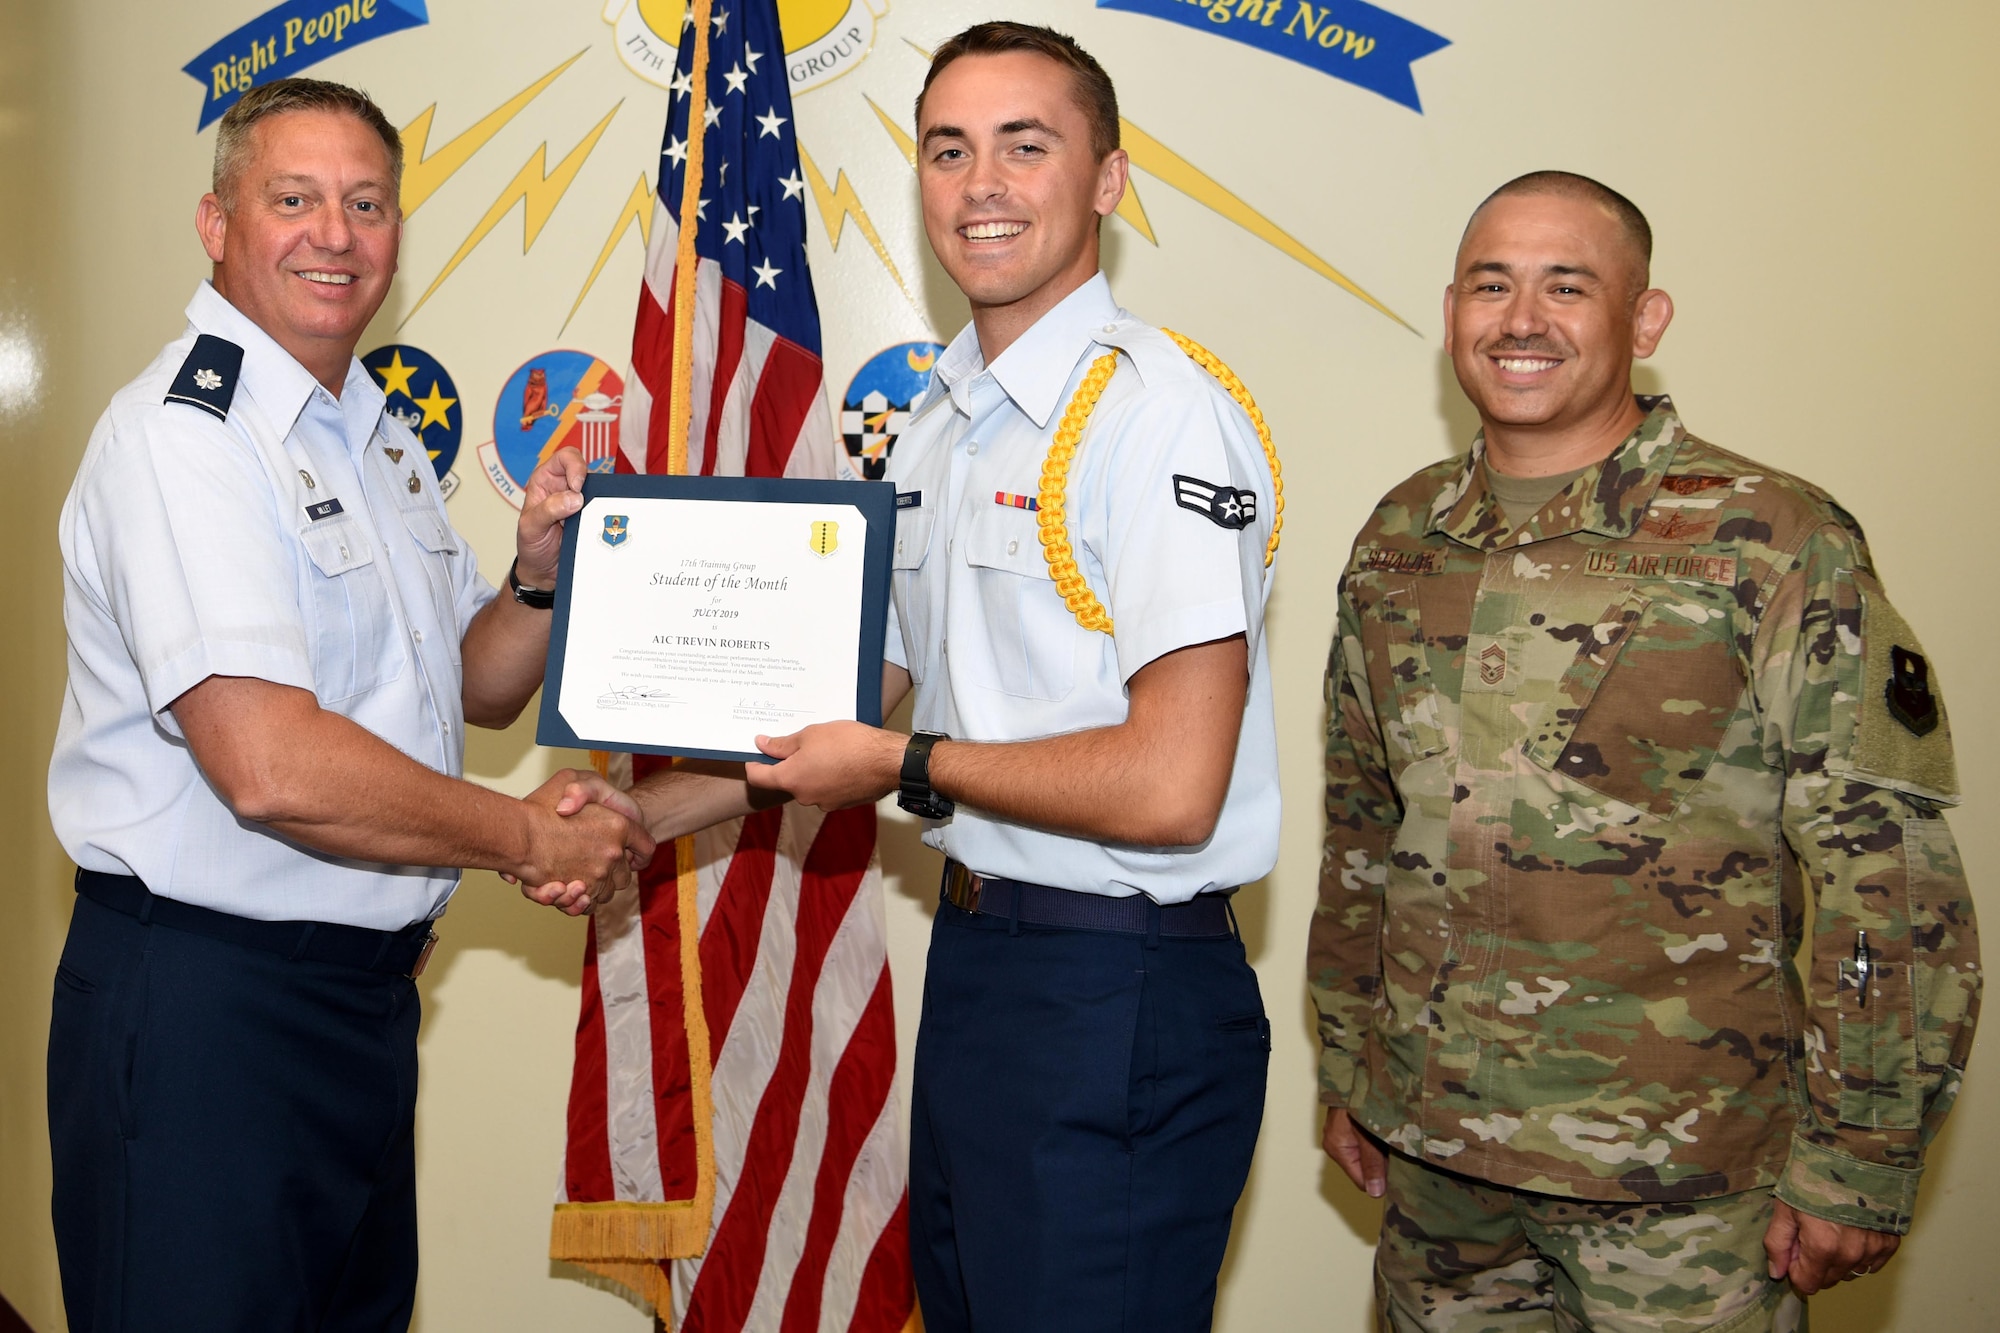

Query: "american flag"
(549, 1), (914, 1328)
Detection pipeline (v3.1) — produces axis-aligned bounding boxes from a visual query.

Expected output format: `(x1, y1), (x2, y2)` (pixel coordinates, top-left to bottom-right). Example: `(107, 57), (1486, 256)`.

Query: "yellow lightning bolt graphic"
(796, 144), (921, 315)
(1119, 118), (1412, 333)
(400, 103), (624, 329)
(563, 172), (657, 334)
(398, 52), (585, 218)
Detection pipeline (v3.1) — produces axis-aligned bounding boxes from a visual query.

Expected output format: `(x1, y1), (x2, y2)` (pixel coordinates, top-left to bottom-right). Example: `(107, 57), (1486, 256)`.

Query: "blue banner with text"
(183, 0), (429, 130)
(1095, 0), (1448, 113)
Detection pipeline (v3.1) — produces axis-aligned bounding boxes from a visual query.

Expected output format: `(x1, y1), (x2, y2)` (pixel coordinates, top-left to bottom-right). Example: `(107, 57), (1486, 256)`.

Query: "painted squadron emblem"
(602, 514), (631, 548)
(192, 368), (223, 391)
(809, 519), (839, 557)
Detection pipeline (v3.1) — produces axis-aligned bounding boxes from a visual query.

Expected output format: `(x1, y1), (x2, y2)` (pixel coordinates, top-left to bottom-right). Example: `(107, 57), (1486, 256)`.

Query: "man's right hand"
(517, 771), (655, 915)
(1323, 1106), (1388, 1199)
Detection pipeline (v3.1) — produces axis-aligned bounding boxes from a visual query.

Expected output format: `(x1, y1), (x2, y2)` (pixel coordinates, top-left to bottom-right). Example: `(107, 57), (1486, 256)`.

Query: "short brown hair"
(1469, 171), (1653, 282)
(213, 78), (403, 209)
(916, 22), (1120, 161)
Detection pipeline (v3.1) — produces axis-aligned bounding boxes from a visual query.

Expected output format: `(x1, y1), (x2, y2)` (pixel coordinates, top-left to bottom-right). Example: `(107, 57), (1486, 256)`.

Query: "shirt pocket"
(960, 504), (1077, 702)
(297, 516), (404, 703)
(1523, 582), (1744, 816)
(1352, 574), (1449, 767)
(396, 503), (464, 664)
(892, 502), (936, 682)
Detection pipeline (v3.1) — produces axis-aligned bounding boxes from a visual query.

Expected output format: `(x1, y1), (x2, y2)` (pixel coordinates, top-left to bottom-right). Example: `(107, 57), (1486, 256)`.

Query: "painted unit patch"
(1583, 548), (1738, 585)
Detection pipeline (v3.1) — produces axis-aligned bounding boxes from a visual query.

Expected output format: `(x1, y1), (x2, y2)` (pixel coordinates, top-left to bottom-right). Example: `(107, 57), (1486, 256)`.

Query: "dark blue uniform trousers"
(48, 891), (421, 1332)
(909, 898), (1270, 1333)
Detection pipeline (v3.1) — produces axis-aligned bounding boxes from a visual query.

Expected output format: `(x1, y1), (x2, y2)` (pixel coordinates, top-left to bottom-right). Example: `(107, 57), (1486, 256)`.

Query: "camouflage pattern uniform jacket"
(1310, 397), (1980, 1232)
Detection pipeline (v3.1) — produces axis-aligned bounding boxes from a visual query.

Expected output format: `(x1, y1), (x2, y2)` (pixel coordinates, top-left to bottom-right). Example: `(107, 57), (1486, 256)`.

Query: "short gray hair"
(212, 78), (403, 208)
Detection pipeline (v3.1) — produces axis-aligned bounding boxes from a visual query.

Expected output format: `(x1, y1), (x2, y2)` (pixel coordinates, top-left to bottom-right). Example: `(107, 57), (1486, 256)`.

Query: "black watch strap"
(897, 731), (954, 820)
(508, 558), (556, 610)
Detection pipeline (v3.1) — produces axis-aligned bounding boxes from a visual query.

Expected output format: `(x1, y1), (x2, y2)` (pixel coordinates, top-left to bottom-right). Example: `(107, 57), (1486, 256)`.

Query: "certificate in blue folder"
(537, 474), (895, 763)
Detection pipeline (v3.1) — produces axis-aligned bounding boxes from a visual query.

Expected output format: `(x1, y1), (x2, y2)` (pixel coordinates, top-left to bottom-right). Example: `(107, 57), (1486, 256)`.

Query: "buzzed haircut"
(917, 21), (1121, 161)
(1471, 170), (1653, 280)
(212, 78), (403, 209)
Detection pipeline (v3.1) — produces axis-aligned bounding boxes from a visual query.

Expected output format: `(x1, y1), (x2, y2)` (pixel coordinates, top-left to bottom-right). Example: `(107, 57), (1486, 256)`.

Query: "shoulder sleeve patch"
(163, 334), (244, 421)
(1832, 568), (1960, 804)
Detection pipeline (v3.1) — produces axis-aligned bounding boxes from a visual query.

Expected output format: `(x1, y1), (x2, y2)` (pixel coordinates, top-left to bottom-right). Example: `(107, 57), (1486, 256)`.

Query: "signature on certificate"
(596, 685), (681, 710)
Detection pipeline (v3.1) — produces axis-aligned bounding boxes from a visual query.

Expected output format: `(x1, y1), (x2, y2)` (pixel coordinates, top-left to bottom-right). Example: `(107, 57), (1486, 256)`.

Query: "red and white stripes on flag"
(549, 0), (913, 1326)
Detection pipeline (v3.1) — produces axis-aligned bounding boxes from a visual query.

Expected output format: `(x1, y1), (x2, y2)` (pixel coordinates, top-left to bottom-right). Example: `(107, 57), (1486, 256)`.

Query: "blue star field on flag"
(659, 2), (823, 356)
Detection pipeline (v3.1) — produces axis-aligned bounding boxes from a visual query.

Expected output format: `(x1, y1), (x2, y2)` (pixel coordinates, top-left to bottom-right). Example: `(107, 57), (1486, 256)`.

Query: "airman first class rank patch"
(1173, 474), (1256, 530)
(164, 334), (243, 421)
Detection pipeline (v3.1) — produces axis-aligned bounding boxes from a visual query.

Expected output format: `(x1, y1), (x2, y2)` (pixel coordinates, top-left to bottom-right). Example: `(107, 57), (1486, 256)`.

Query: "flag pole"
(667, 0), (714, 479)
(668, 0), (721, 1279)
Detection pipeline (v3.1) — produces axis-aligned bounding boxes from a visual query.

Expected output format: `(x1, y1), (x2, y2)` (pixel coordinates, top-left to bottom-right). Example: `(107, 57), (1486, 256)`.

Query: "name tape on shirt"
(1173, 474), (1256, 530)
(305, 498), (345, 522)
(1583, 548), (1738, 585)
(895, 490), (923, 510)
(1353, 546), (1445, 576)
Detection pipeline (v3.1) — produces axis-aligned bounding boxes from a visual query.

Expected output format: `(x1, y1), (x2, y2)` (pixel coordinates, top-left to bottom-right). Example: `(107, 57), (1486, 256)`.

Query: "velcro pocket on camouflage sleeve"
(1836, 954), (1920, 1131)
(1830, 570), (1961, 805)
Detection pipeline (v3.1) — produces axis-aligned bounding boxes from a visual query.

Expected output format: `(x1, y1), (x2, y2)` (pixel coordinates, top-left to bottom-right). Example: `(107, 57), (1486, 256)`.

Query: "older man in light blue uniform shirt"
(45, 77), (648, 1333)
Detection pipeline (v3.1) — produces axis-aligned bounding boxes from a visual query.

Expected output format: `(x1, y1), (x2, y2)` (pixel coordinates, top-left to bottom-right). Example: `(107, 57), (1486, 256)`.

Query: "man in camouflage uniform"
(1311, 171), (1981, 1331)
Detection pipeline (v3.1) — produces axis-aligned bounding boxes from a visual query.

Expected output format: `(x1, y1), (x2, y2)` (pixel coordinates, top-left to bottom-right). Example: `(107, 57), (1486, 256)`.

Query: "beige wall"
(4, 2), (1995, 1329)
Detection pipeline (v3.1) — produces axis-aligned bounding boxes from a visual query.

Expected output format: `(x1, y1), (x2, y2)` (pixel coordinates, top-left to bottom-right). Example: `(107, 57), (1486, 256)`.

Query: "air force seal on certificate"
(602, 514), (631, 548)
(809, 519), (840, 557)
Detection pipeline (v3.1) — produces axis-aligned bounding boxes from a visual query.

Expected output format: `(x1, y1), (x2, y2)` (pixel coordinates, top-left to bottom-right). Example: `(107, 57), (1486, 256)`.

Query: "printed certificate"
(537, 474), (895, 762)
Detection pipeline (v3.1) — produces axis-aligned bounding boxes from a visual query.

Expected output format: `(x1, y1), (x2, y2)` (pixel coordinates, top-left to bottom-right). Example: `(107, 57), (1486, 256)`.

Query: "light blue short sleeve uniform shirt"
(48, 282), (498, 930)
(883, 274), (1280, 904)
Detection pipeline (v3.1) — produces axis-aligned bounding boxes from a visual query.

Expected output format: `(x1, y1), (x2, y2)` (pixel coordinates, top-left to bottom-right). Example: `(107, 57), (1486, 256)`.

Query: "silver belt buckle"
(945, 864), (984, 913)
(408, 930), (439, 979)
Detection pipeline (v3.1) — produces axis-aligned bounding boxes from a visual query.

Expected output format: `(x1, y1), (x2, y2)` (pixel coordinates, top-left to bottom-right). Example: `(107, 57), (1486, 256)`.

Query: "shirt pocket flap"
(961, 504), (1052, 579)
(397, 504), (460, 557)
(893, 504), (936, 570)
(298, 517), (375, 576)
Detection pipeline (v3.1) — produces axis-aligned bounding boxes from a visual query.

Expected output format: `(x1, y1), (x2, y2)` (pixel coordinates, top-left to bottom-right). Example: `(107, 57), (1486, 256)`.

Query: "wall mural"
(179, 0), (1446, 511)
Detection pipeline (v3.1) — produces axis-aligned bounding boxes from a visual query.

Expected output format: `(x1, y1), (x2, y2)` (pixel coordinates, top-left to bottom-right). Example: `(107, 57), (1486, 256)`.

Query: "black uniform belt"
(75, 869), (440, 978)
(941, 860), (1235, 938)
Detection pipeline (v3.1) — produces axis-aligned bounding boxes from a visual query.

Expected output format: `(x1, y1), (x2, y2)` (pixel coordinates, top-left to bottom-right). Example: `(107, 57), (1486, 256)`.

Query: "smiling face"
(1445, 192), (1672, 466)
(196, 109), (400, 391)
(917, 51), (1129, 360)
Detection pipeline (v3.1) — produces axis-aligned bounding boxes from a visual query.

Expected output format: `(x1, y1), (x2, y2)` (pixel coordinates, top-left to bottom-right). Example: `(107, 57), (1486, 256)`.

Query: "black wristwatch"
(508, 558), (556, 610)
(897, 731), (954, 820)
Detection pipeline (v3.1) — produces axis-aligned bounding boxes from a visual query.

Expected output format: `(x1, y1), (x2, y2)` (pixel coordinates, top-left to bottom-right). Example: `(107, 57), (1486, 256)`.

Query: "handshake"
(508, 768), (656, 917)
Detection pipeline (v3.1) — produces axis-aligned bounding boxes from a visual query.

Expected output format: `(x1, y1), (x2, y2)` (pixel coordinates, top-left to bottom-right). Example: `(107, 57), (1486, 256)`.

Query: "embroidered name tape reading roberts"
(895, 491), (922, 510)
(1583, 549), (1738, 585)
